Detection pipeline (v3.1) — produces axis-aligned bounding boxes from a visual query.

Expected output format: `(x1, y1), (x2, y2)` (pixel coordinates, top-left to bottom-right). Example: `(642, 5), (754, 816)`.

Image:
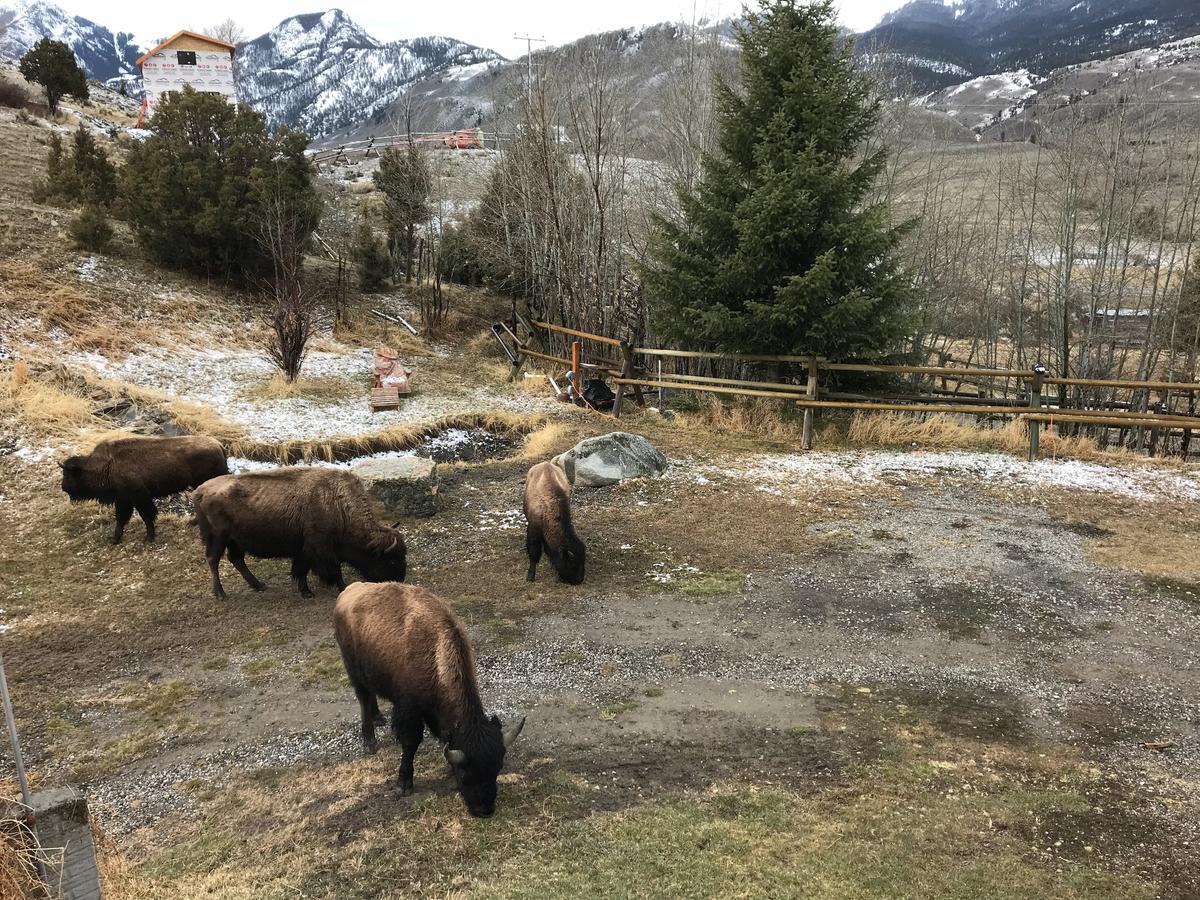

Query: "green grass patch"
(642, 684), (664, 698)
(675, 568), (744, 596)
(242, 657), (280, 683)
(296, 648), (349, 689)
(98, 729), (159, 774)
(133, 679), (193, 722)
(131, 760), (1157, 900)
(599, 700), (639, 721)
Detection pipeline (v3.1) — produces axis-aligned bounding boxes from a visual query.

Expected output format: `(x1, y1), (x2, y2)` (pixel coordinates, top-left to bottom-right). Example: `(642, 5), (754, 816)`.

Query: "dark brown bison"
(59, 435), (228, 543)
(334, 582), (525, 818)
(192, 467), (406, 601)
(523, 461), (585, 584)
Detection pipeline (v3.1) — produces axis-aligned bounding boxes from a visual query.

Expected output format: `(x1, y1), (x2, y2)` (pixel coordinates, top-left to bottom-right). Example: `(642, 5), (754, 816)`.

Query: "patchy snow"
(70, 345), (549, 442)
(77, 256), (99, 282)
(475, 508), (523, 532)
(724, 450), (1200, 502)
(226, 449), (418, 473)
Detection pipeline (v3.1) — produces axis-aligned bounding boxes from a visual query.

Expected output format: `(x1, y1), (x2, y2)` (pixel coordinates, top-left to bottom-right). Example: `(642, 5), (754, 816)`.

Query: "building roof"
(135, 30), (236, 68)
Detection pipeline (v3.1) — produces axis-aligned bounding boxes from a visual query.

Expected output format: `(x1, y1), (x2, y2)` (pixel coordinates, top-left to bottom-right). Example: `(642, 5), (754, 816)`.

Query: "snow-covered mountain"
(860, 0), (1200, 90)
(0, 0), (142, 87)
(234, 9), (505, 136)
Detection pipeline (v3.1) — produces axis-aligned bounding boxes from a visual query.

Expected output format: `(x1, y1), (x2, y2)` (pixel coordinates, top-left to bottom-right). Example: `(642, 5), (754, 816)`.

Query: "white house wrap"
(136, 30), (237, 125)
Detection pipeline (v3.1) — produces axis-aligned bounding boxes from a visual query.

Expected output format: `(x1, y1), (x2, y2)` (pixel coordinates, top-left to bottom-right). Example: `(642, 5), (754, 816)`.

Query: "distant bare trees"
(204, 19), (246, 45)
(891, 80), (1200, 430)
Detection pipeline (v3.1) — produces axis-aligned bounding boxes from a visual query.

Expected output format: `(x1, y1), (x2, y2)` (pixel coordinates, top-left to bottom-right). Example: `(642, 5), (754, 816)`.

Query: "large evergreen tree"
(643, 0), (912, 359)
(374, 143), (432, 283)
(19, 38), (88, 114)
(120, 87), (319, 281)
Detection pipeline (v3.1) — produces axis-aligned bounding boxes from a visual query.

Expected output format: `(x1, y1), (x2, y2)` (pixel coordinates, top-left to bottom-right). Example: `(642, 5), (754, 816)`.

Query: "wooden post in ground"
(1028, 365), (1046, 460)
(571, 340), (581, 403)
(612, 340), (635, 418)
(802, 357), (819, 450)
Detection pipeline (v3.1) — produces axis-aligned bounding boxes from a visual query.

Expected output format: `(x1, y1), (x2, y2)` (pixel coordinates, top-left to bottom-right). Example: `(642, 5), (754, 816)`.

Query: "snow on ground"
(72, 346), (549, 442)
(722, 449), (1200, 502)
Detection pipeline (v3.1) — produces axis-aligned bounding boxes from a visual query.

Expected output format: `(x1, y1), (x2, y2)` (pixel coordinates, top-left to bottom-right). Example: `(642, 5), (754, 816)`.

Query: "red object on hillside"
(441, 129), (484, 149)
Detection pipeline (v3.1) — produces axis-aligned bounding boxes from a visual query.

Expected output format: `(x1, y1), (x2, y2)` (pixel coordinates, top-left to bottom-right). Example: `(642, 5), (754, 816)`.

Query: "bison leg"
(112, 500), (134, 544)
(205, 533), (229, 601)
(227, 542), (266, 592)
(312, 557), (345, 590)
(391, 703), (424, 796)
(134, 498), (158, 542)
(352, 683), (380, 755)
(525, 524), (543, 581)
(290, 558), (314, 598)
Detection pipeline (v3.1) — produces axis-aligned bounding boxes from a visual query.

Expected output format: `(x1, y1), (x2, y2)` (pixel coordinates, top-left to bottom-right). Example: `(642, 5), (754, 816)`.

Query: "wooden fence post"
(802, 357), (819, 450)
(1028, 365), (1046, 460)
(612, 340), (634, 418)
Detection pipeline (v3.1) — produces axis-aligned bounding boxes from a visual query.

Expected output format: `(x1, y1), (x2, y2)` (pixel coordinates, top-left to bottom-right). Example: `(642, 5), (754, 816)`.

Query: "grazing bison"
(59, 435), (228, 544)
(192, 467), (406, 601)
(334, 582), (525, 817)
(523, 461), (585, 584)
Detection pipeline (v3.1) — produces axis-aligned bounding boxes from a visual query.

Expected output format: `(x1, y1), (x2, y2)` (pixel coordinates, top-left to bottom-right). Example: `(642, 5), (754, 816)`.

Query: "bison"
(59, 435), (228, 544)
(334, 581), (525, 817)
(192, 467), (406, 601)
(523, 461), (585, 584)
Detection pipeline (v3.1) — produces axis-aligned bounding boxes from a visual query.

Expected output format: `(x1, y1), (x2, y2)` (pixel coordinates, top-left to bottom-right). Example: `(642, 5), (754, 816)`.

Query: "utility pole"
(513, 33), (546, 104)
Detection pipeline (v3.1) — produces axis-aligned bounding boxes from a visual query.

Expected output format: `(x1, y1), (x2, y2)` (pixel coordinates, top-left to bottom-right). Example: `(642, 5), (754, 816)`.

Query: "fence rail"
(503, 320), (1200, 459)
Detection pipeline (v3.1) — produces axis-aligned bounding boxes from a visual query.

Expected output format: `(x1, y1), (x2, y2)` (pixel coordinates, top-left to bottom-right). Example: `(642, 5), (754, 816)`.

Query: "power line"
(513, 33), (546, 104)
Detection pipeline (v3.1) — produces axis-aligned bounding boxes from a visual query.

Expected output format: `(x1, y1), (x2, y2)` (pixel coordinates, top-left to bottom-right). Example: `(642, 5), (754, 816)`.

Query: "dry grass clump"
(0, 812), (43, 899)
(241, 373), (361, 403)
(848, 413), (1030, 453)
(332, 312), (427, 358)
(2, 366), (96, 438)
(679, 395), (806, 441)
(844, 412), (1149, 464)
(515, 370), (556, 398)
(520, 421), (572, 460)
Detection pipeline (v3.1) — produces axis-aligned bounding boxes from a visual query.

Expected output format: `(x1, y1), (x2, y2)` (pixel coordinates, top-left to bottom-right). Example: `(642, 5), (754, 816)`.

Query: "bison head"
(551, 535), (586, 585)
(59, 456), (93, 501)
(444, 714), (525, 818)
(360, 525), (407, 583)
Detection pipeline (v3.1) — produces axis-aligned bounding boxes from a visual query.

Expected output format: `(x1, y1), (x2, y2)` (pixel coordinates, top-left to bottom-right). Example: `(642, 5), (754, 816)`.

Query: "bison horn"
(502, 716), (526, 749)
(385, 537), (398, 554)
(445, 747), (467, 765)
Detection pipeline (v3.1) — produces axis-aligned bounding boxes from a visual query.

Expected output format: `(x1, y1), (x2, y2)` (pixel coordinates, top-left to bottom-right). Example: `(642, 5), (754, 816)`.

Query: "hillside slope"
(860, 0), (1200, 90)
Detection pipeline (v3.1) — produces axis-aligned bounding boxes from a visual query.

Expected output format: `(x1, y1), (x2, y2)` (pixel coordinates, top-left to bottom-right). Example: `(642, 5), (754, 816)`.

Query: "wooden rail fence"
(500, 320), (1200, 459)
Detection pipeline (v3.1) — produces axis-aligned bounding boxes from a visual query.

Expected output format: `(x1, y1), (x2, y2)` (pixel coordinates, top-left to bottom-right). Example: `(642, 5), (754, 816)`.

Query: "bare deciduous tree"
(256, 161), (323, 382)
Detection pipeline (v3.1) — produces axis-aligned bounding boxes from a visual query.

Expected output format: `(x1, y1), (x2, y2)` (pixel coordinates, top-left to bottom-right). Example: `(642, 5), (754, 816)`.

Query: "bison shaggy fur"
(60, 435), (228, 543)
(334, 582), (524, 817)
(192, 467), (406, 601)
(523, 460), (585, 584)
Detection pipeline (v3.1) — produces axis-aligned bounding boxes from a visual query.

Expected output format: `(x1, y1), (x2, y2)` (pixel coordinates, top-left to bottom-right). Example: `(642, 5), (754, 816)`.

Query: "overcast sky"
(62, 1), (910, 59)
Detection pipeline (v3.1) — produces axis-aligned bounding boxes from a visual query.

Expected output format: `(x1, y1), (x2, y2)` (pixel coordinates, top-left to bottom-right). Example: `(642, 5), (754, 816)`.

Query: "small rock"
(353, 456), (438, 517)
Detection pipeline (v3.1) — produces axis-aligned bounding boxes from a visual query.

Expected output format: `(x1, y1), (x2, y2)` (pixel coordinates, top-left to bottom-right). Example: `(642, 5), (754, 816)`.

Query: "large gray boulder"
(554, 432), (668, 487)
(353, 456), (438, 517)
